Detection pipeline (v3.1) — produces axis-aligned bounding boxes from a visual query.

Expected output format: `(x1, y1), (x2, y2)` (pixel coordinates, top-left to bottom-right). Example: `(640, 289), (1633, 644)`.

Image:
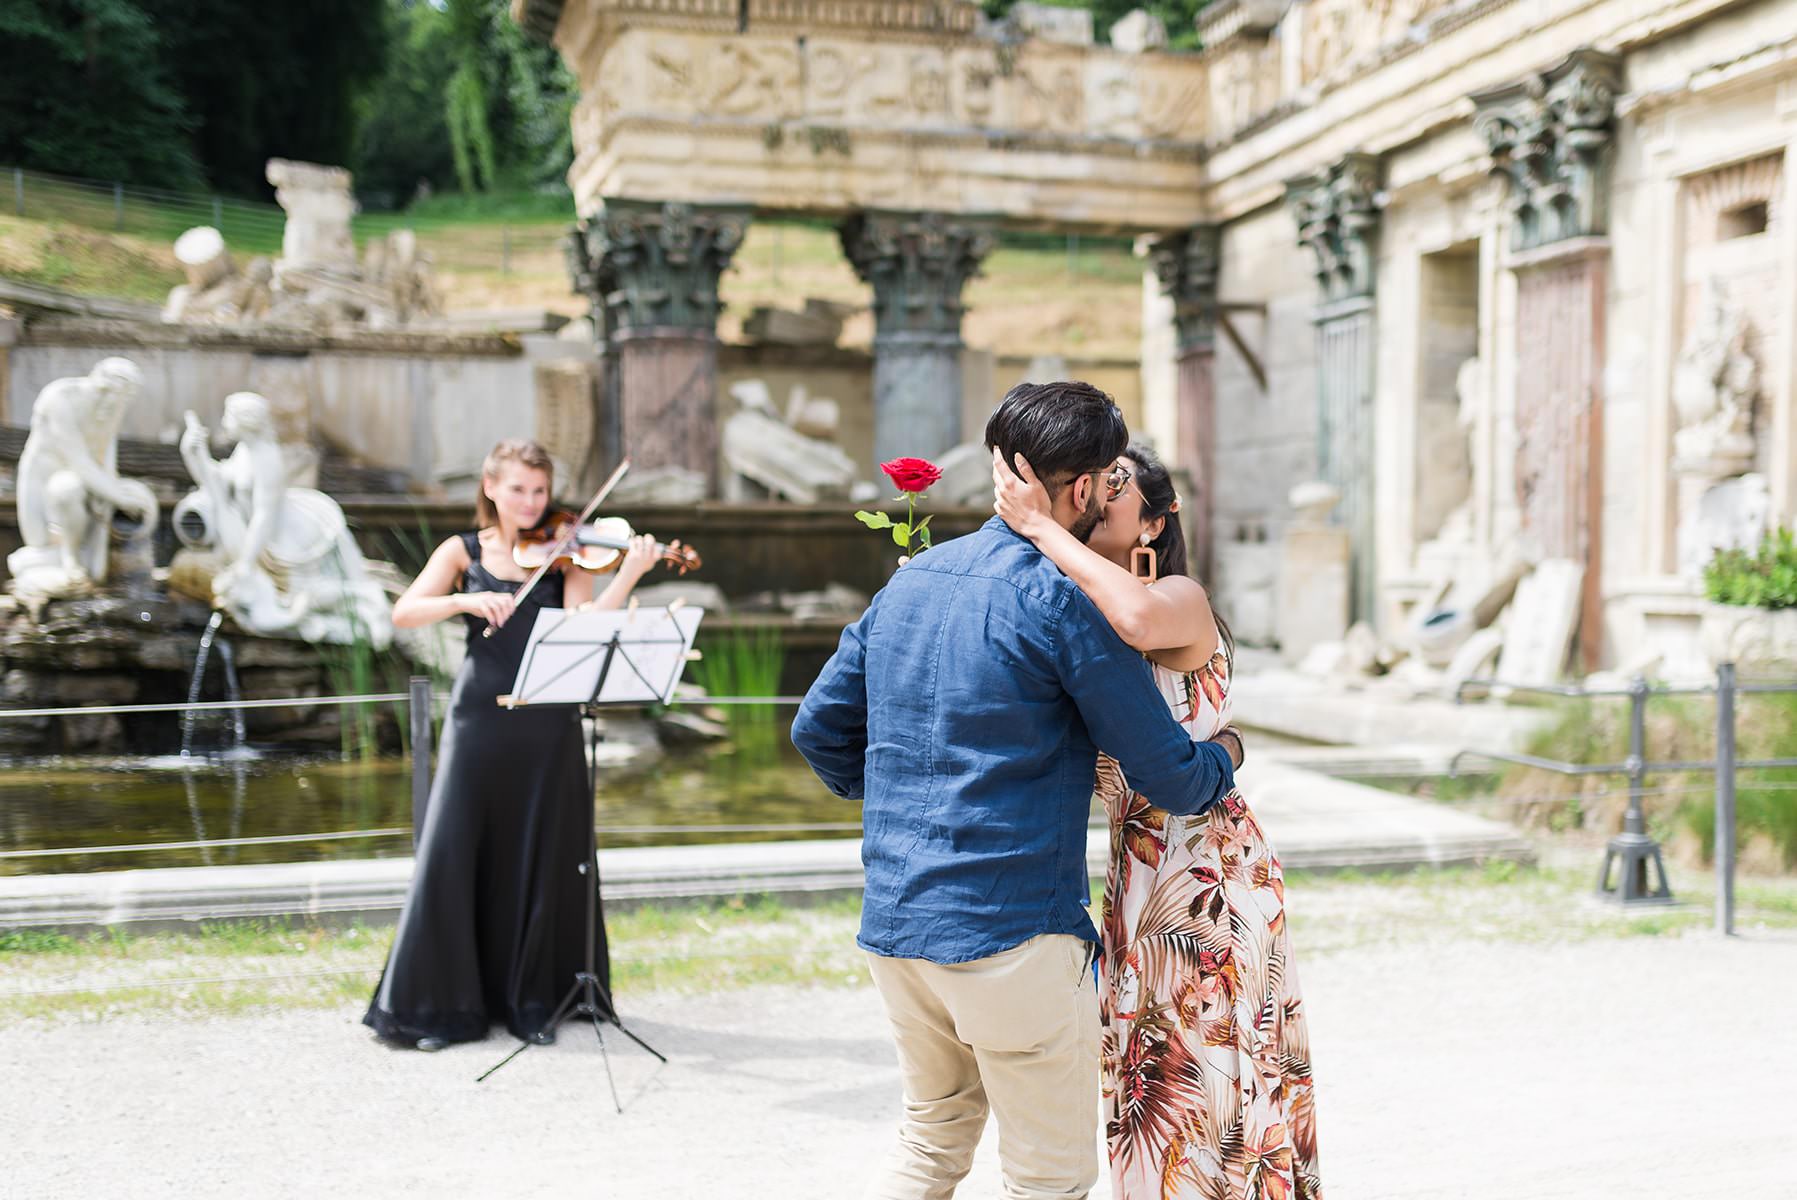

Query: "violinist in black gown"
(365, 439), (667, 1050)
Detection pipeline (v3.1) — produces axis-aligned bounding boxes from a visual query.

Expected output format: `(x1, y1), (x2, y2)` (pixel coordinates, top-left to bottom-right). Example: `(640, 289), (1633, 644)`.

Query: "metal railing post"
(409, 675), (433, 846)
(13, 167), (22, 216)
(1716, 662), (1737, 936)
(1598, 675), (1674, 904)
(113, 182), (124, 230)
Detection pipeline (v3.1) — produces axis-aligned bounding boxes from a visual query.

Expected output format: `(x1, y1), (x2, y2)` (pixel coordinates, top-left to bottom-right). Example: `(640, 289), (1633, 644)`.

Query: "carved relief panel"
(586, 29), (1205, 143)
(1678, 152), (1784, 469)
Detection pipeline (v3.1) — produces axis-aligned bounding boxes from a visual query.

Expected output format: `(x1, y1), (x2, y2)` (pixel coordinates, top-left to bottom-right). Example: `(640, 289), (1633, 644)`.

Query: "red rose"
(880, 457), (943, 494)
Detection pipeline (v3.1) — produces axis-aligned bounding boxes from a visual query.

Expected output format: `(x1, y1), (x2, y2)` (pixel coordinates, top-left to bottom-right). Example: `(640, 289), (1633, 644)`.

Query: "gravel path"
(6, 930), (1794, 1199)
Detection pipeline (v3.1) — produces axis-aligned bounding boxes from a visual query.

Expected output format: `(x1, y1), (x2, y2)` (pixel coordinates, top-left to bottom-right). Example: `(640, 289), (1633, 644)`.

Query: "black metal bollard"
(1597, 676), (1674, 904)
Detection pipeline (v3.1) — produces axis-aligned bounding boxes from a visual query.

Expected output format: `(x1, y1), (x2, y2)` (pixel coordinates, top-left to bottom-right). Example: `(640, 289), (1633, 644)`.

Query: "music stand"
(475, 602), (704, 1104)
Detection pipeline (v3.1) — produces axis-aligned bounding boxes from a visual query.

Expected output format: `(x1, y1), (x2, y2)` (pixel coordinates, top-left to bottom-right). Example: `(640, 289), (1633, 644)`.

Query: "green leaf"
(915, 515), (933, 533)
(891, 523), (912, 548)
(855, 510), (893, 530)
(918, 525), (933, 549)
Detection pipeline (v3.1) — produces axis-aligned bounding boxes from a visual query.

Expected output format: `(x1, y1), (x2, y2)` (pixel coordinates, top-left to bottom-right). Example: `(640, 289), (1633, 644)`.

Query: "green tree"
(350, 0), (457, 207)
(0, 0), (201, 189)
(444, 0), (499, 192)
(141, 0), (390, 199)
(352, 0), (575, 204)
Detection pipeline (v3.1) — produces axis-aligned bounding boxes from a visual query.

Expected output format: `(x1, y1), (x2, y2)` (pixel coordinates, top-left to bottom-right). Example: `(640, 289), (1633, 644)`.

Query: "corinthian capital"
(1471, 48), (1622, 252)
(840, 211), (996, 340)
(1284, 152), (1381, 304)
(1150, 225), (1221, 352)
(569, 199), (749, 334)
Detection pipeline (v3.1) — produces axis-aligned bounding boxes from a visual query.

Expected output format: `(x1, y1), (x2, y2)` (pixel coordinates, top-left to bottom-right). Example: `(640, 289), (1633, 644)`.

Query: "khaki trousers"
(863, 934), (1100, 1200)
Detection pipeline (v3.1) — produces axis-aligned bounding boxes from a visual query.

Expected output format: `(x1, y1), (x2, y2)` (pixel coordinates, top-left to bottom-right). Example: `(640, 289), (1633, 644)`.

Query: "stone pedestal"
(841, 212), (993, 464)
(1277, 526), (1351, 661)
(568, 200), (748, 491)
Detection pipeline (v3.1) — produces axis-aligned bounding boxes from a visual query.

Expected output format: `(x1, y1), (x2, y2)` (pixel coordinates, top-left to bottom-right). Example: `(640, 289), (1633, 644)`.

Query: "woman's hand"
(992, 447), (1055, 539)
(617, 533), (661, 582)
(459, 591), (516, 629)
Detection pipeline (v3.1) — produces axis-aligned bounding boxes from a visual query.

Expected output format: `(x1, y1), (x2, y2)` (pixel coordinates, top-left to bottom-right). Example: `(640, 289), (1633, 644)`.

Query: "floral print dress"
(1096, 647), (1323, 1200)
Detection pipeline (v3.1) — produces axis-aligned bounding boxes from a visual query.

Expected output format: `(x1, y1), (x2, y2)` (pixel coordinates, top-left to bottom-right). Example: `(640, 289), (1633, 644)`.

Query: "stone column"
(1285, 152), (1382, 624)
(1474, 49), (1621, 671)
(840, 211), (994, 465)
(1150, 225), (1220, 579)
(567, 199), (748, 491)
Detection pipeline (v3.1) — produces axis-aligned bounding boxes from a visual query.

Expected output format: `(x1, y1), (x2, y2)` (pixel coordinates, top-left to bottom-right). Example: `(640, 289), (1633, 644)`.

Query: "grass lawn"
(2, 177), (1147, 358)
(4, 846), (1790, 1026)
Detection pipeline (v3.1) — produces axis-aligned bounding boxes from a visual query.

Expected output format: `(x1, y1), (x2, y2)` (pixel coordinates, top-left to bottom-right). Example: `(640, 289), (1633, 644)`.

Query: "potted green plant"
(1700, 527), (1797, 673)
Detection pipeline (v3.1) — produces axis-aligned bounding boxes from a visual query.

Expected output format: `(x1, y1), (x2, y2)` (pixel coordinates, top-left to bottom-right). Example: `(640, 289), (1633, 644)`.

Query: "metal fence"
(0, 682), (848, 867)
(1451, 663), (1797, 935)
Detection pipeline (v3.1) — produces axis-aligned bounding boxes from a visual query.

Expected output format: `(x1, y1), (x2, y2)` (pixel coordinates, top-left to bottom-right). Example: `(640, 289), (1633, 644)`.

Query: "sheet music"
(508, 606), (704, 706)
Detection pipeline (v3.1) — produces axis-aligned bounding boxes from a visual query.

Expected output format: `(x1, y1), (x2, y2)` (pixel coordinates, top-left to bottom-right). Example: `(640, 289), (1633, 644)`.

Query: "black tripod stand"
(477, 631), (668, 1104)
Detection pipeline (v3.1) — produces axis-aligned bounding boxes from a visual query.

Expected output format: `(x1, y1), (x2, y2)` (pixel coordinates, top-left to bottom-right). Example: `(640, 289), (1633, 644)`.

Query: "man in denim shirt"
(793, 382), (1243, 1199)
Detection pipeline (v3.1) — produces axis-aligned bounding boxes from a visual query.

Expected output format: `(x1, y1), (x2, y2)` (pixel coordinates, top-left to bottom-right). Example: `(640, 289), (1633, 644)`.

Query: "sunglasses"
(1102, 462), (1134, 502)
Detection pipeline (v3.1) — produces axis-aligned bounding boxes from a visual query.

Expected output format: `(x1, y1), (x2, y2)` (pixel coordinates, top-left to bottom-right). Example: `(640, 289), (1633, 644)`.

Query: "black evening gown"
(364, 532), (608, 1046)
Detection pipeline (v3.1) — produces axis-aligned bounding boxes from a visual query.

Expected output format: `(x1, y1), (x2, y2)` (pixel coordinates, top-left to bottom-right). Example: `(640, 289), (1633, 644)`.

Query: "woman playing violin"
(365, 438), (673, 1052)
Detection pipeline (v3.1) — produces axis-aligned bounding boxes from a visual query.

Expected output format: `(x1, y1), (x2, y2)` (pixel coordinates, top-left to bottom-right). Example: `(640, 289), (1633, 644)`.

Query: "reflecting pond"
(0, 734), (861, 875)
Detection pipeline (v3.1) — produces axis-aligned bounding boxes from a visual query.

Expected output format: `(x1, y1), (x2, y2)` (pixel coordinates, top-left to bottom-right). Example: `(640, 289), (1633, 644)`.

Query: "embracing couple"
(793, 382), (1322, 1200)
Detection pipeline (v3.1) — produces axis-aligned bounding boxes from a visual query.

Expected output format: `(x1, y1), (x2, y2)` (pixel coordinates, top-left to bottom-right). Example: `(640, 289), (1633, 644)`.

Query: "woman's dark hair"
(1126, 441), (1235, 666)
(984, 380), (1128, 496)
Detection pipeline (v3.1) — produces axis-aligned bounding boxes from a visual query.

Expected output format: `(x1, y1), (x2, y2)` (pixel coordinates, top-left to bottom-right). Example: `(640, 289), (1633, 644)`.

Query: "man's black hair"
(983, 380), (1128, 496)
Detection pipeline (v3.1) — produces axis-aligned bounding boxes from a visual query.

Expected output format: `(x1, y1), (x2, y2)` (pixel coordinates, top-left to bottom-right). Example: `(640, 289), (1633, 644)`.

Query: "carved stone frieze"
(1284, 152), (1382, 304)
(1297, 0), (1454, 87)
(584, 31), (1207, 143)
(521, 0), (980, 41)
(1150, 225), (1221, 354)
(1197, 0), (1287, 48)
(1472, 48), (1622, 252)
(568, 200), (750, 334)
(839, 211), (995, 340)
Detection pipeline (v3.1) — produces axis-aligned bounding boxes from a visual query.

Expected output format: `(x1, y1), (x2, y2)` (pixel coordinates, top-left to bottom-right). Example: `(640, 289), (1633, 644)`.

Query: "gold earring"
(1131, 541), (1158, 584)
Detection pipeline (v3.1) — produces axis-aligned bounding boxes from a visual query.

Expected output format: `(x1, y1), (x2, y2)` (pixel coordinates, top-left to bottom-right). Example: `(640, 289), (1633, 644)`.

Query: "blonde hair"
(475, 439), (555, 529)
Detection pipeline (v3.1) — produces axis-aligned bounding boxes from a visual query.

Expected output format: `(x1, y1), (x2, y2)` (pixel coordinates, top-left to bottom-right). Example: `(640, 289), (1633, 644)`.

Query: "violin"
(483, 458), (629, 638)
(514, 512), (701, 575)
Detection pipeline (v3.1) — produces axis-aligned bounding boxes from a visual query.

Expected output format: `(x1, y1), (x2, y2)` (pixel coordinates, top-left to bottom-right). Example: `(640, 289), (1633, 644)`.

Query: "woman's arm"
(993, 450), (1218, 670)
(392, 535), (514, 630)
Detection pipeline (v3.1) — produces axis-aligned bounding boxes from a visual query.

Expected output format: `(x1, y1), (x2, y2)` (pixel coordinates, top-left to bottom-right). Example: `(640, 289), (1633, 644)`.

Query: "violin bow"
(481, 457), (632, 639)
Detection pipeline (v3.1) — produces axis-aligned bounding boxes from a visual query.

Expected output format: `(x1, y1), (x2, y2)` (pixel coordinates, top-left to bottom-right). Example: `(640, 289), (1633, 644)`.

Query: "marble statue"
(720, 379), (857, 504)
(163, 160), (442, 331)
(1672, 280), (1759, 475)
(266, 158), (358, 273)
(1679, 471), (1770, 579)
(6, 358), (160, 602)
(173, 392), (392, 648)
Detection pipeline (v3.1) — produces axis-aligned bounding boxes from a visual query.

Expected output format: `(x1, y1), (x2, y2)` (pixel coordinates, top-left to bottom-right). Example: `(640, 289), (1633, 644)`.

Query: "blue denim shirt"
(791, 517), (1236, 964)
